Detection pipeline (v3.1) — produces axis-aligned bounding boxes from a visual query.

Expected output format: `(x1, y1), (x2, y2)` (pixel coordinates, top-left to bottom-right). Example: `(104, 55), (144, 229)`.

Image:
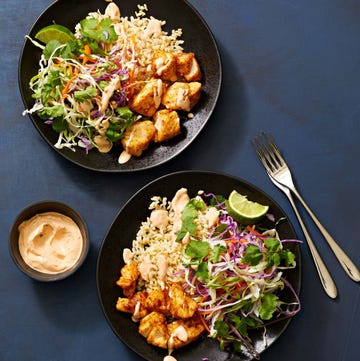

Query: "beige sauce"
(94, 135), (112, 153)
(144, 18), (163, 38)
(118, 150), (132, 164)
(18, 212), (83, 274)
(150, 209), (169, 229)
(131, 301), (141, 322)
(153, 79), (163, 108)
(163, 356), (177, 361)
(171, 188), (190, 234)
(123, 248), (133, 265)
(104, 2), (121, 22)
(139, 254), (155, 281)
(176, 88), (190, 111)
(167, 325), (188, 359)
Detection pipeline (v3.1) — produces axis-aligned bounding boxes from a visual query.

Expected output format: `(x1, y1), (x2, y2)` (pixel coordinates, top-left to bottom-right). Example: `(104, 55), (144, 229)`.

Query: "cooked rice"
(131, 193), (214, 292)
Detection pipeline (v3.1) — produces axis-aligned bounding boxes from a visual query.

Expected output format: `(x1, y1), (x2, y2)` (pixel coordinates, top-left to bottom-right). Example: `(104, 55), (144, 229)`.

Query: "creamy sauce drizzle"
(118, 150), (132, 164)
(164, 326), (188, 361)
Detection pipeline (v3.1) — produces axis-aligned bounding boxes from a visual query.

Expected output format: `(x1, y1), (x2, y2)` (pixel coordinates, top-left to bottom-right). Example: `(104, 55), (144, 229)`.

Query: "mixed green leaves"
(241, 237), (296, 269)
(175, 198), (206, 241)
(105, 107), (136, 142)
(79, 18), (117, 53)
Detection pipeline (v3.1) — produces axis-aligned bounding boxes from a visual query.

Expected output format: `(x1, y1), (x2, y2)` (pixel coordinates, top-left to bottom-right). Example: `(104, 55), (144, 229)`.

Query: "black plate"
(97, 171), (302, 361)
(18, 0), (221, 172)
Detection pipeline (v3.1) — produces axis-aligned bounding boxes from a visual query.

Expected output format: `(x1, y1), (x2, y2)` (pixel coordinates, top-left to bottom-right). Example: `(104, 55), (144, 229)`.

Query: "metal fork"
(252, 132), (360, 285)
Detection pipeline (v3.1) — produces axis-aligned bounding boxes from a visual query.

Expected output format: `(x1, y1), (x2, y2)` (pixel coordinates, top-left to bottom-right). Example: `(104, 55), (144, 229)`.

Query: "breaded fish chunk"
(130, 79), (164, 117)
(167, 315), (205, 349)
(152, 50), (178, 82)
(116, 291), (149, 320)
(116, 261), (139, 297)
(175, 52), (202, 82)
(162, 82), (202, 112)
(139, 311), (169, 349)
(168, 282), (198, 319)
(153, 109), (181, 143)
(121, 120), (156, 156)
(145, 288), (171, 315)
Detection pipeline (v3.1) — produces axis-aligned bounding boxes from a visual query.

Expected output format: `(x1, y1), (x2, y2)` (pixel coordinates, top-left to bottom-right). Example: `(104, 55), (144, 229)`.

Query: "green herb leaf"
(259, 293), (278, 320)
(264, 237), (281, 252)
(43, 39), (75, 59)
(228, 314), (256, 338)
(80, 17), (117, 46)
(282, 249), (296, 267)
(184, 240), (209, 261)
(195, 262), (209, 281)
(37, 105), (64, 120)
(209, 244), (226, 263)
(214, 320), (229, 338)
(73, 86), (98, 102)
(175, 198), (206, 241)
(241, 245), (263, 266)
(115, 106), (134, 120)
(52, 117), (67, 132)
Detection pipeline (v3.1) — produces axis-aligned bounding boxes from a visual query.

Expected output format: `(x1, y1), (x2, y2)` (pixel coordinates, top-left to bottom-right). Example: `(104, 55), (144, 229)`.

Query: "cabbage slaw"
(178, 192), (301, 357)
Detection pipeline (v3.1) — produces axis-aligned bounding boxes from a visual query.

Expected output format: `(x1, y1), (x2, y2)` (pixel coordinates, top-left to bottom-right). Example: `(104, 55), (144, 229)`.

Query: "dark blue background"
(1, 0), (359, 360)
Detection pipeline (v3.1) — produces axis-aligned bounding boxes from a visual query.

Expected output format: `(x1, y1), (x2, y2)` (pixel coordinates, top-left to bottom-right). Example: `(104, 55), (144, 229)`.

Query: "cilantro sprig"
(175, 198), (206, 241)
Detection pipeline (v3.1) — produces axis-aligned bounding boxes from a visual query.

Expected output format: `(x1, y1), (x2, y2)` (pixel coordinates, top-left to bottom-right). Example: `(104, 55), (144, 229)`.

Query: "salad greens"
(23, 9), (140, 155)
(179, 192), (301, 357)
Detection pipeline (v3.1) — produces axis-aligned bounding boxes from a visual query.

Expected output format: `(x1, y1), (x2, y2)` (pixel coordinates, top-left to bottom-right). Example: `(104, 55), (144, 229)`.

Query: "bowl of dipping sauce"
(9, 201), (89, 281)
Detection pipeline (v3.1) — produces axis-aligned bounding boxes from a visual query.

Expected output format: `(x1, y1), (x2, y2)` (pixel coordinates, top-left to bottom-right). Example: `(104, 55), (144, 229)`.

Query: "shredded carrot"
(60, 73), (78, 102)
(247, 225), (264, 239)
(198, 312), (211, 334)
(225, 238), (247, 244)
(82, 44), (95, 65)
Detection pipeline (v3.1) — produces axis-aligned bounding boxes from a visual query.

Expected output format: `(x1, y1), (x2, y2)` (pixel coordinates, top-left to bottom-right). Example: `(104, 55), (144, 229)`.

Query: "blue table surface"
(1, 0), (359, 360)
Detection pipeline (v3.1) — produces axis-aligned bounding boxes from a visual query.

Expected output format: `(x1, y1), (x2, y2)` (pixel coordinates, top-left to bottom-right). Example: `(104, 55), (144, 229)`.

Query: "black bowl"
(97, 171), (302, 361)
(18, 0), (222, 172)
(9, 201), (89, 281)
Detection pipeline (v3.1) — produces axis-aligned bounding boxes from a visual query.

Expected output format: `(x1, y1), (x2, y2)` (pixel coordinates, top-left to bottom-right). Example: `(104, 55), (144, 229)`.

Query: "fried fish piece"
(130, 79), (164, 117)
(116, 291), (149, 321)
(175, 52), (202, 82)
(153, 109), (181, 143)
(152, 50), (178, 82)
(161, 82), (201, 112)
(116, 261), (139, 297)
(167, 314), (205, 349)
(121, 120), (156, 157)
(145, 288), (171, 315)
(168, 282), (198, 319)
(138, 311), (169, 349)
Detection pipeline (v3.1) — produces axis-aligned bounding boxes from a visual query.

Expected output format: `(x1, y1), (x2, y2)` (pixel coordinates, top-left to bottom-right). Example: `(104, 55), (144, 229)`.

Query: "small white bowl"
(9, 201), (89, 281)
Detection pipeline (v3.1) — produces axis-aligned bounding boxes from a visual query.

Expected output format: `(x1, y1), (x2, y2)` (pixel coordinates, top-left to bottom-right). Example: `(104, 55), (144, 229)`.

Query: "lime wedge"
(35, 24), (75, 44)
(228, 190), (269, 225)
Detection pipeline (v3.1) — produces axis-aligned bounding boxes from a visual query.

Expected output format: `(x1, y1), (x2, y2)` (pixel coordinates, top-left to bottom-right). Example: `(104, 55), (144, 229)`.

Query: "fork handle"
(285, 191), (338, 298)
(291, 188), (360, 282)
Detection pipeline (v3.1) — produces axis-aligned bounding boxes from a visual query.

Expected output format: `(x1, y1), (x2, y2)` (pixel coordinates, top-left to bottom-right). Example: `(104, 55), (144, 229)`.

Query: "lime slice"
(228, 190), (269, 225)
(35, 24), (75, 44)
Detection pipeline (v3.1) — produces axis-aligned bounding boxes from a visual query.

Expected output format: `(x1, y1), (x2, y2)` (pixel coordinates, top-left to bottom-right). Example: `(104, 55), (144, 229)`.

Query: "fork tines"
(252, 132), (285, 173)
